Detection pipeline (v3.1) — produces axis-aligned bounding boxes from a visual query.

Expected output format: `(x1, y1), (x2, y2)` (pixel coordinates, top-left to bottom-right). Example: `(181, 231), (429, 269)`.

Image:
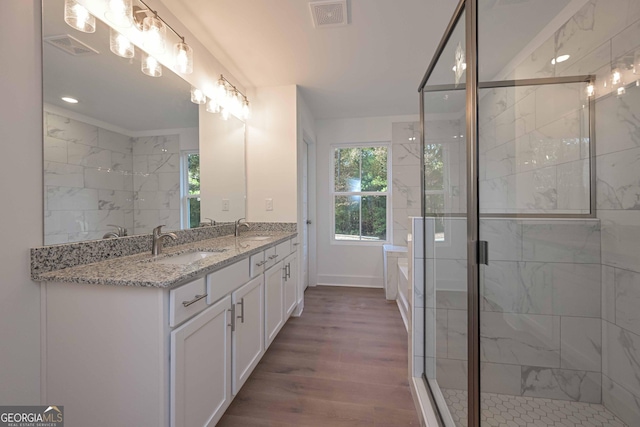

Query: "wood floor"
(218, 286), (420, 427)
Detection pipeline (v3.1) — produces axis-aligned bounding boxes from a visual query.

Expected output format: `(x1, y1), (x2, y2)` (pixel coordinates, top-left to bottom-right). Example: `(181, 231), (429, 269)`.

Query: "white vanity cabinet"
(41, 235), (297, 427)
(231, 275), (264, 394)
(264, 260), (285, 348)
(171, 295), (232, 427)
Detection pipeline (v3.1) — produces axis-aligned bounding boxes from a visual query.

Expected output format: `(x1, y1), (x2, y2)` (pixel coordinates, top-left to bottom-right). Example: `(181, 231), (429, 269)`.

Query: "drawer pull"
(256, 260), (267, 267)
(293, 243), (300, 246)
(268, 254), (278, 260)
(182, 294), (207, 307)
(237, 298), (245, 323)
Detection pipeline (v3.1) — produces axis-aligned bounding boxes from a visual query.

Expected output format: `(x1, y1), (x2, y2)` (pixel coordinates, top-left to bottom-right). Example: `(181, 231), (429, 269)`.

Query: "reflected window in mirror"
(182, 151), (201, 229)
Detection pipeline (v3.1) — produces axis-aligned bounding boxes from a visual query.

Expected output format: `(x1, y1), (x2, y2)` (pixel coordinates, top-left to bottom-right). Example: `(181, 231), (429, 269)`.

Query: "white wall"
(0, 0), (43, 404)
(315, 114), (419, 288)
(246, 85), (298, 222)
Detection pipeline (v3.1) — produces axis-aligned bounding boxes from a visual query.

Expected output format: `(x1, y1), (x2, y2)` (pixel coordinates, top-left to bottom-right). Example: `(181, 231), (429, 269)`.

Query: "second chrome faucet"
(152, 225), (178, 255)
(234, 218), (250, 237)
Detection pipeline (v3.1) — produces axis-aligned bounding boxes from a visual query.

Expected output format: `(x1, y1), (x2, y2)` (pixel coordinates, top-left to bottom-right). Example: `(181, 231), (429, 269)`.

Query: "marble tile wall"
(44, 112), (134, 244)
(419, 217), (604, 404)
(131, 135), (181, 235)
(391, 122), (421, 246)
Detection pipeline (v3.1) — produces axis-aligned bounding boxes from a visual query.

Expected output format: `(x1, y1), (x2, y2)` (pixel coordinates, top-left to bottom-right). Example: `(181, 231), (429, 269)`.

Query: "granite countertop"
(33, 231), (297, 288)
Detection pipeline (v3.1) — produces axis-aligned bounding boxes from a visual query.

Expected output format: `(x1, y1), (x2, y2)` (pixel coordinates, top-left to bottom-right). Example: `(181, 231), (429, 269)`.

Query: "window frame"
(330, 142), (392, 246)
(180, 150), (200, 229)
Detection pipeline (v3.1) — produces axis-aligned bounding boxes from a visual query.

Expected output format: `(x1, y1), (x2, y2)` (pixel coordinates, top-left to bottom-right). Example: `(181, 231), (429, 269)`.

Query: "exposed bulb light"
(612, 68), (622, 85)
(452, 63), (467, 72)
(216, 76), (227, 102)
(586, 83), (595, 97)
(617, 86), (626, 96)
(174, 41), (193, 74)
(64, 0), (96, 33)
(141, 53), (162, 77)
(190, 87), (207, 105)
(220, 107), (230, 121)
(206, 98), (220, 113)
(143, 14), (166, 54)
(242, 99), (251, 120)
(105, 0), (132, 28)
(61, 96), (79, 104)
(109, 28), (134, 58)
(551, 54), (570, 65)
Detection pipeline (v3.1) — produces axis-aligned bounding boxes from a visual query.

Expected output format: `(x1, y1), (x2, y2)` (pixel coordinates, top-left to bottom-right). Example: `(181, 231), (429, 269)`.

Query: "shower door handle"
(478, 241), (489, 265)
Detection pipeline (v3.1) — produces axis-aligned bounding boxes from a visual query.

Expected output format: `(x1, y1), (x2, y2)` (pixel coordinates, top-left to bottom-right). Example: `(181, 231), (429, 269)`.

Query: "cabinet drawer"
(264, 247), (277, 270)
(290, 236), (300, 253)
(250, 252), (266, 278)
(276, 240), (291, 258)
(170, 277), (207, 327)
(207, 257), (251, 304)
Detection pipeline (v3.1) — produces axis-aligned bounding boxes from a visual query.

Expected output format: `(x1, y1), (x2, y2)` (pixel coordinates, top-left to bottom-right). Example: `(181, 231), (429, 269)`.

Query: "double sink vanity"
(32, 225), (299, 427)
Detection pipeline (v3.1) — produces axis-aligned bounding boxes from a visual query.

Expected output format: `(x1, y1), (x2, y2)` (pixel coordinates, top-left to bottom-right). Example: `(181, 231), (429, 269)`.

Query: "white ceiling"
(161, 0), (460, 120)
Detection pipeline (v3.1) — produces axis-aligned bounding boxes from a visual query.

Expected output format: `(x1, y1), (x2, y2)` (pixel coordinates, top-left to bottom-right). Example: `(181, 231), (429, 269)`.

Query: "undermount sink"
(241, 236), (270, 241)
(153, 250), (225, 265)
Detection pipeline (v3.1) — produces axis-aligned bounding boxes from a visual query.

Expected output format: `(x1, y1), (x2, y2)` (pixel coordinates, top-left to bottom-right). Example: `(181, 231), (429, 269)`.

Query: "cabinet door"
(232, 275), (264, 395)
(284, 254), (298, 318)
(171, 296), (231, 427)
(264, 261), (284, 348)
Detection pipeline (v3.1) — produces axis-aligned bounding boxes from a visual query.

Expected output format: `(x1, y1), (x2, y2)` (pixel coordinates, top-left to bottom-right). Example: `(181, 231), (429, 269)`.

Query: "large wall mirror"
(42, 0), (246, 245)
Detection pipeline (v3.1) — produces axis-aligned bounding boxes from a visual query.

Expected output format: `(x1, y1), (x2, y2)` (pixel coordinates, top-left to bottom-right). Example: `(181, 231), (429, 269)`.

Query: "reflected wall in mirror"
(42, 0), (246, 245)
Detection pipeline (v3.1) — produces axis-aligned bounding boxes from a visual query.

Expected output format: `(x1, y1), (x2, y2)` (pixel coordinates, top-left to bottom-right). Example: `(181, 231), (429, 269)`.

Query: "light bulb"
(551, 54), (570, 65)
(105, 0), (132, 28)
(206, 98), (220, 113)
(174, 41), (193, 74)
(612, 68), (622, 86)
(141, 53), (162, 77)
(242, 99), (251, 120)
(617, 86), (626, 96)
(220, 107), (230, 121)
(64, 0), (96, 33)
(231, 90), (242, 117)
(586, 84), (595, 97)
(109, 28), (134, 58)
(190, 87), (206, 105)
(143, 15), (166, 54)
(216, 77), (227, 103)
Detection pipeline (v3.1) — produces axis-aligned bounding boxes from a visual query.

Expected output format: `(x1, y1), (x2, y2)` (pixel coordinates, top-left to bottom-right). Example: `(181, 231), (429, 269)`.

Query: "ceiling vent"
(44, 34), (99, 56)
(309, 0), (348, 28)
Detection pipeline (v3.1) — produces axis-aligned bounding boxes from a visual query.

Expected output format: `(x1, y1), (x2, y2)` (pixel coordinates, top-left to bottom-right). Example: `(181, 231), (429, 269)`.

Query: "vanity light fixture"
(206, 98), (220, 113)
(109, 27), (135, 58)
(61, 96), (79, 104)
(586, 83), (595, 97)
(190, 86), (207, 105)
(105, 0), (133, 28)
(612, 68), (622, 86)
(241, 99), (251, 120)
(64, 0), (96, 33)
(141, 52), (162, 77)
(142, 13), (166, 54)
(551, 54), (570, 65)
(220, 106), (230, 121)
(174, 40), (193, 74)
(213, 74), (251, 121)
(452, 63), (467, 72)
(617, 86), (626, 96)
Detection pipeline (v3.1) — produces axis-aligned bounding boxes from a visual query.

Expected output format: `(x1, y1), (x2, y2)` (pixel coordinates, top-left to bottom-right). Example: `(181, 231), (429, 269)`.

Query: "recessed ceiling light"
(551, 54), (570, 65)
(61, 96), (79, 104)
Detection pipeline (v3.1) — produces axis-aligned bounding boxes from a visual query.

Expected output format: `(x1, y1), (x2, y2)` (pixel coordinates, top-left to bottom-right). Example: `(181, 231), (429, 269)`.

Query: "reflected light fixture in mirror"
(64, 0), (95, 33)
(551, 54), (570, 65)
(109, 27), (135, 58)
(174, 40), (193, 74)
(141, 52), (162, 77)
(191, 86), (207, 105)
(142, 14), (166, 54)
(206, 98), (220, 113)
(105, 0), (132, 28)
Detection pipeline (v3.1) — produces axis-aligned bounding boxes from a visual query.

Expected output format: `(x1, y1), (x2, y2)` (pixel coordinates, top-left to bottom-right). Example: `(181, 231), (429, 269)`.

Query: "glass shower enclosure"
(419, 1), (640, 426)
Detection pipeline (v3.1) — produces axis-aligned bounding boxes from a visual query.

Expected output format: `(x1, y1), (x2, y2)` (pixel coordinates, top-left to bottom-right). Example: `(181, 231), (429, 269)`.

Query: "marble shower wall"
(428, 218), (603, 404)
(392, 119), (465, 246)
(44, 111), (183, 244)
(131, 135), (181, 235)
(596, 60), (640, 427)
(44, 111), (134, 244)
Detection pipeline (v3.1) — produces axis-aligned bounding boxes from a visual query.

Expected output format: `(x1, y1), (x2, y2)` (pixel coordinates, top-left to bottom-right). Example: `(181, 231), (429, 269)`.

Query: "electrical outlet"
(266, 198), (273, 211)
(222, 199), (229, 211)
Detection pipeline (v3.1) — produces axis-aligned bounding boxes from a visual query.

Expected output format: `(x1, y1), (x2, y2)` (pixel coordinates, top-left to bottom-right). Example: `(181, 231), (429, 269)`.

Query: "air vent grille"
(309, 0), (348, 28)
(44, 34), (99, 56)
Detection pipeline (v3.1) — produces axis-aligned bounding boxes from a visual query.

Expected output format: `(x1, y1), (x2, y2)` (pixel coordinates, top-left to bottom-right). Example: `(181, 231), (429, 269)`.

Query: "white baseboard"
(410, 376), (443, 427)
(317, 274), (383, 288)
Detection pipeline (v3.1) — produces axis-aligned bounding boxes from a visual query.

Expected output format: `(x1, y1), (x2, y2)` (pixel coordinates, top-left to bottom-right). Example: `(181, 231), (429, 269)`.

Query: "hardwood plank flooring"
(218, 286), (420, 426)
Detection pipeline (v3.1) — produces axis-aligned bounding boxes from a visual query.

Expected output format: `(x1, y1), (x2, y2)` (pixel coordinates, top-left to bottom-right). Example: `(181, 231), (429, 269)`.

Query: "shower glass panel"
(421, 9), (468, 427)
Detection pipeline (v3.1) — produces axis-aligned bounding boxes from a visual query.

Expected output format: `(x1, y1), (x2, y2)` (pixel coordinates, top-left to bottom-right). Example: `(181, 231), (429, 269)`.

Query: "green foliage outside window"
(334, 147), (388, 241)
(187, 153), (200, 228)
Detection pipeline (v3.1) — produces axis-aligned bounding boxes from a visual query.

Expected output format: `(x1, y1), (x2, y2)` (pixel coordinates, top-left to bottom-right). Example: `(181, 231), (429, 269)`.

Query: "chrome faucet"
(200, 218), (216, 227)
(234, 218), (250, 237)
(151, 225), (178, 256)
(103, 224), (128, 239)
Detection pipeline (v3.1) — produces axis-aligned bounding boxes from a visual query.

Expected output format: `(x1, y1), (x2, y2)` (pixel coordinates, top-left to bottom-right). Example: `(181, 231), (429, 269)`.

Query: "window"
(332, 144), (390, 242)
(424, 143), (446, 241)
(181, 151), (201, 229)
